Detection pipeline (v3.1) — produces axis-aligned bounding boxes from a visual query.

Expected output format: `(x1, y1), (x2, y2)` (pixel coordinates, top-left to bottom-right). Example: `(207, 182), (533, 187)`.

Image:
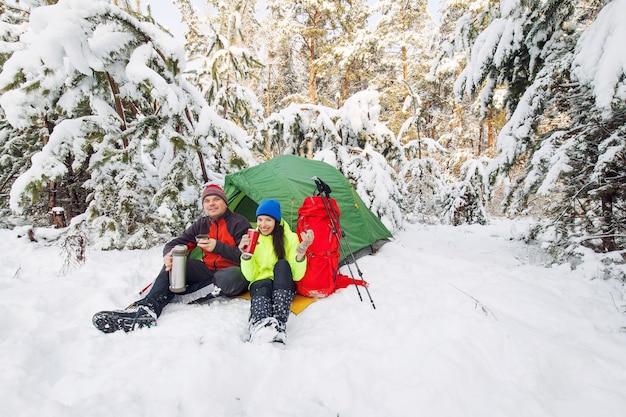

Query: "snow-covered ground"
(1, 218), (625, 417)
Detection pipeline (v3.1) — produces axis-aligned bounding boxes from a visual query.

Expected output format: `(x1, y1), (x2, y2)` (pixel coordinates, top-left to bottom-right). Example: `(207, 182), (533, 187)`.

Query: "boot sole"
(92, 311), (156, 333)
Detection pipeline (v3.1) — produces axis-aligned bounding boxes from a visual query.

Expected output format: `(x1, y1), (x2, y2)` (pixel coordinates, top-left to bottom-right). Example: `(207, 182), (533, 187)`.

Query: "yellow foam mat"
(237, 292), (318, 315)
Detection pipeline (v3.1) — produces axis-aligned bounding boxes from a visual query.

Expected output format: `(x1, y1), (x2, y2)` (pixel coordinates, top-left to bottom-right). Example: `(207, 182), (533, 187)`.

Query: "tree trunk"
(342, 70), (349, 105)
(52, 207), (67, 229)
(266, 51), (273, 117)
(183, 106), (208, 184)
(487, 106), (494, 150)
(308, 10), (320, 104)
(601, 192), (617, 252)
(106, 72), (128, 147)
(402, 45), (408, 81)
(64, 155), (80, 219)
(48, 180), (57, 215)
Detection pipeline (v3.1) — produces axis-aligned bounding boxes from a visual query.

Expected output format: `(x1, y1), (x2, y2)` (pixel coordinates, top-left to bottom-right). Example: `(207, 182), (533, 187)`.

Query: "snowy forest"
(0, 0), (624, 277)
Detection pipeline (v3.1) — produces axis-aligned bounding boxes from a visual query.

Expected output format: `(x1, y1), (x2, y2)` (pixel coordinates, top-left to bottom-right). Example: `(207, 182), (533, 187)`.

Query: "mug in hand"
(243, 229), (260, 254)
(195, 234), (209, 242)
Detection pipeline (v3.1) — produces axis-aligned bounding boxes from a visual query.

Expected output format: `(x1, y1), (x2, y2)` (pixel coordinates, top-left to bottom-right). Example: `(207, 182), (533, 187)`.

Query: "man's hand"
(197, 237), (217, 252)
(163, 249), (174, 271)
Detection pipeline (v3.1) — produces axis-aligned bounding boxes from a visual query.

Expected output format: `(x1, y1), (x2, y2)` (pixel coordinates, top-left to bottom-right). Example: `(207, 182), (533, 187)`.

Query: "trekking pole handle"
(311, 176), (332, 197)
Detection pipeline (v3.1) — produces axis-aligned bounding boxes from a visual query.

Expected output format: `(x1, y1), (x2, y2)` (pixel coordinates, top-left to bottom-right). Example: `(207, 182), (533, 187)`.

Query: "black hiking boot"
(92, 305), (157, 334)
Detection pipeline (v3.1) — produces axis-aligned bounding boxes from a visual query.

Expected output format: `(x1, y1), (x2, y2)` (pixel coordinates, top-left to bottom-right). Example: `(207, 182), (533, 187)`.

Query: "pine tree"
(255, 10), (301, 116)
(397, 89), (449, 225)
(254, 90), (404, 232)
(0, 1), (33, 215)
(0, 1), (29, 68)
(172, 0), (265, 133)
(429, 0), (501, 155)
(512, 0), (625, 261)
(439, 156), (489, 226)
(265, 0), (356, 106)
(0, 0), (253, 249)
(312, 0), (373, 105)
(453, 0), (626, 261)
(330, 144), (404, 233)
(370, 0), (436, 134)
(398, 152), (447, 224)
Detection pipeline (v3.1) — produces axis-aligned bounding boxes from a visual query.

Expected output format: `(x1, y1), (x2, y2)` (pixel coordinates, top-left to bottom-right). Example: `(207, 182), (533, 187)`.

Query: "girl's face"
(256, 215), (276, 236)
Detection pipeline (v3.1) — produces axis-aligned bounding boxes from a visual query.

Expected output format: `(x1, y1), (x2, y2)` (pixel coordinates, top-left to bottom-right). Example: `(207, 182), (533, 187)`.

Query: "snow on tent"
(224, 155), (393, 263)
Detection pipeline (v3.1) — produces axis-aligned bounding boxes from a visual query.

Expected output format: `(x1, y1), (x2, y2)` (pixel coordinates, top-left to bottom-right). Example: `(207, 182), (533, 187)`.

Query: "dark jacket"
(164, 210), (251, 270)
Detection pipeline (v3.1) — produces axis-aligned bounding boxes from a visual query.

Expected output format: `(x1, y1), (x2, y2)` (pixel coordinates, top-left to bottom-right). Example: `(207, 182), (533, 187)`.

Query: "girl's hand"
(297, 229), (315, 257)
(238, 234), (250, 252)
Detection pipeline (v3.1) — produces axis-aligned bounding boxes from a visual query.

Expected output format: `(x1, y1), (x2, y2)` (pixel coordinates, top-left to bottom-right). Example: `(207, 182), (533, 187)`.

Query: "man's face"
(203, 195), (227, 219)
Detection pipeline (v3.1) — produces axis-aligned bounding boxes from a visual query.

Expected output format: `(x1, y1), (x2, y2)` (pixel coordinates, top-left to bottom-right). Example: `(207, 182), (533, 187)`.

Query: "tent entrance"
(228, 191), (258, 223)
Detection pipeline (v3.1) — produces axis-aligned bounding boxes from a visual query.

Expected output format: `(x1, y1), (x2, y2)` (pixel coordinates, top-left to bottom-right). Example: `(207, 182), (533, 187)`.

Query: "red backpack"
(295, 195), (363, 297)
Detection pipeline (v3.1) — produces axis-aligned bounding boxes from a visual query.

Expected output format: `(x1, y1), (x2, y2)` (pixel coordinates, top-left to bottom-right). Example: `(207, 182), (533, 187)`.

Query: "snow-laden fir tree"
(0, 0), (32, 215)
(370, 0), (436, 135)
(438, 156), (490, 225)
(428, 0), (496, 154)
(398, 144), (447, 224)
(514, 0), (626, 265)
(254, 5), (301, 116)
(397, 83), (449, 225)
(329, 91), (404, 232)
(310, 0), (373, 105)
(265, 0), (359, 106)
(0, 0), (29, 67)
(454, 0), (626, 264)
(0, 0), (253, 249)
(255, 90), (404, 232)
(418, 0), (499, 225)
(172, 0), (265, 135)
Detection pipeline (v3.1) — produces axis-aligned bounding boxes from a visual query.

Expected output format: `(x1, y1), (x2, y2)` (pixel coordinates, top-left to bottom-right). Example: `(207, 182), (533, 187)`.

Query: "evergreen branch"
(449, 284), (498, 321)
(609, 292), (626, 314)
(578, 234), (626, 242)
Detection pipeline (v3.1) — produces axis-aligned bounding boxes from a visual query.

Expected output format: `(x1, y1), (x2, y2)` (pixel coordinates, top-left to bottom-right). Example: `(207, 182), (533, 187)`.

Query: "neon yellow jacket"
(241, 220), (306, 285)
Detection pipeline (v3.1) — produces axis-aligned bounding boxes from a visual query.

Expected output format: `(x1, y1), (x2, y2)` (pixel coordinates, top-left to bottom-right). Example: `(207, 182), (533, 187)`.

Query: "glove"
(296, 229), (315, 257)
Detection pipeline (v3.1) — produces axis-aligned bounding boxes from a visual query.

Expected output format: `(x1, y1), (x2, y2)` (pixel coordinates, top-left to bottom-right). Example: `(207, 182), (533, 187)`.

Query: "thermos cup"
(169, 244), (188, 293)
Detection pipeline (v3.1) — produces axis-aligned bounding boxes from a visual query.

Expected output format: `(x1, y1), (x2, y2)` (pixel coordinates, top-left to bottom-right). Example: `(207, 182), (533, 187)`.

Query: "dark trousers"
(137, 259), (247, 316)
(249, 260), (296, 326)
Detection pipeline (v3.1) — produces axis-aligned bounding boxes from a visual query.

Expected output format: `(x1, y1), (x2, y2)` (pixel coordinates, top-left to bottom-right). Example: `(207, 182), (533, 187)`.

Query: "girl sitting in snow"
(238, 199), (314, 344)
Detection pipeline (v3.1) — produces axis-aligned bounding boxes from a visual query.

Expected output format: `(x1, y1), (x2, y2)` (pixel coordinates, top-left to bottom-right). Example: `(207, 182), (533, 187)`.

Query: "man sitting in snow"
(92, 184), (251, 333)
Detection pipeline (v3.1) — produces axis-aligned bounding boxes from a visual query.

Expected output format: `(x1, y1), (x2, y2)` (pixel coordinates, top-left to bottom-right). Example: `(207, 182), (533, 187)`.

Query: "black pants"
(249, 260), (296, 297)
(137, 259), (247, 316)
(249, 260), (296, 326)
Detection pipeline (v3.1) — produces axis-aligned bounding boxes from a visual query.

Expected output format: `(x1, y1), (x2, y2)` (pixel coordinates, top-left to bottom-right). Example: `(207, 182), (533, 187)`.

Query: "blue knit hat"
(256, 199), (281, 222)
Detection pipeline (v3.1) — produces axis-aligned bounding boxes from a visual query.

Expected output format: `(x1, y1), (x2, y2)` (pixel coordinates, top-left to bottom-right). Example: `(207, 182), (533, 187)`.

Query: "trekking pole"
(311, 177), (363, 302)
(328, 198), (376, 310)
(312, 177), (376, 309)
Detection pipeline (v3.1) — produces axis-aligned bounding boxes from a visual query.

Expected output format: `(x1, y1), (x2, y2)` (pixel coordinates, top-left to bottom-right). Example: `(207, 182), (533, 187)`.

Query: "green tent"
(224, 155), (392, 262)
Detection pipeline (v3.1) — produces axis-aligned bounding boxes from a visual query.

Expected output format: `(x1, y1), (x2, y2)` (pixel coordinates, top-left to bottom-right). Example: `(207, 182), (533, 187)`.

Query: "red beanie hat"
(201, 184), (228, 203)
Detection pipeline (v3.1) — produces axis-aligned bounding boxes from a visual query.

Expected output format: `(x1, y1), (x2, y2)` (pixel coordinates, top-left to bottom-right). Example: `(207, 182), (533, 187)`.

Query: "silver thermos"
(169, 244), (188, 293)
